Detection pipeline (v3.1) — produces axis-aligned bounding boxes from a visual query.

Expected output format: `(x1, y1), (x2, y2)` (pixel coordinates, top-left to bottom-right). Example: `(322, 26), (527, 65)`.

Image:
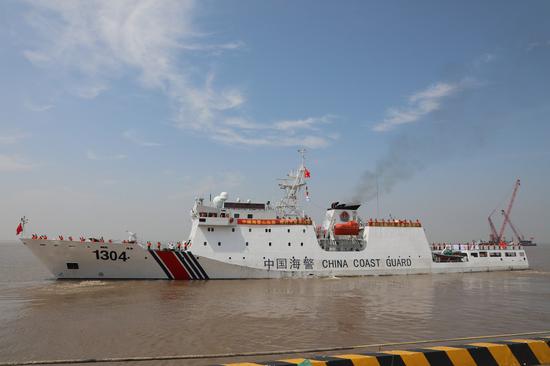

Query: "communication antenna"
(276, 149), (308, 217)
(376, 176), (380, 218)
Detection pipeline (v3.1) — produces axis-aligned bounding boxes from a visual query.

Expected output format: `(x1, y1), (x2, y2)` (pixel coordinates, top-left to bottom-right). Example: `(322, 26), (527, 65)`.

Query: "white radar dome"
(213, 192), (229, 208)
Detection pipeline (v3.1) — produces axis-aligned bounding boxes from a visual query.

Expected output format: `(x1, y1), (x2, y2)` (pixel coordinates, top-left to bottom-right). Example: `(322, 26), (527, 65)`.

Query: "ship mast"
(276, 149), (308, 217)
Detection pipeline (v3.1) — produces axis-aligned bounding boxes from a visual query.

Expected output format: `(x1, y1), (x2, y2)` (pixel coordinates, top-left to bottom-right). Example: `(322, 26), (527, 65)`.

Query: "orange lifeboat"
(333, 221), (360, 236)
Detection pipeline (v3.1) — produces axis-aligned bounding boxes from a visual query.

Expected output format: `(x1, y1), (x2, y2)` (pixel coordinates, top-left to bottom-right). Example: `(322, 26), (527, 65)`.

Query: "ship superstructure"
(19, 151), (529, 280)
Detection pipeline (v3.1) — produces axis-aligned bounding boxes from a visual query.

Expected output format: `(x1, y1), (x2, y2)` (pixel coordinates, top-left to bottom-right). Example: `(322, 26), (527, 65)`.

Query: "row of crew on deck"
(30, 234), (136, 243)
(367, 219), (422, 227)
(146, 241), (191, 251)
(29, 234), (193, 251)
(431, 243), (523, 251)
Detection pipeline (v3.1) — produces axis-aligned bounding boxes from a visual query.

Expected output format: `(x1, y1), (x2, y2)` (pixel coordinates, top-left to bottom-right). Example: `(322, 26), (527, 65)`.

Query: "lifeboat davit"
(334, 221), (360, 236)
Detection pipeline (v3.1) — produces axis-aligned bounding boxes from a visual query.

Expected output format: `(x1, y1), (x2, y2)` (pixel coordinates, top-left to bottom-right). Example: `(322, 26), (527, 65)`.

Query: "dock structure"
(219, 337), (550, 366)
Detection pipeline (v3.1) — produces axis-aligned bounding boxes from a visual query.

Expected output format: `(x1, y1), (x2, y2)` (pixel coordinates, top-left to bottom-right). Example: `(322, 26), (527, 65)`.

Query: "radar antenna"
(276, 149), (308, 217)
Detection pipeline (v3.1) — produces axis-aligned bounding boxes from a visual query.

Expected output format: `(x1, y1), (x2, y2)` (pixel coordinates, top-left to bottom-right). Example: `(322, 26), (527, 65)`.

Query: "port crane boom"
(501, 210), (524, 243)
(497, 179), (520, 243)
(488, 209), (499, 243)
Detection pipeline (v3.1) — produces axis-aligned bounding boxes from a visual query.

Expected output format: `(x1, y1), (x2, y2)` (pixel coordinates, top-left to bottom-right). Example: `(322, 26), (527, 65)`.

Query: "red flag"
(16, 223), (23, 235)
(304, 168), (311, 178)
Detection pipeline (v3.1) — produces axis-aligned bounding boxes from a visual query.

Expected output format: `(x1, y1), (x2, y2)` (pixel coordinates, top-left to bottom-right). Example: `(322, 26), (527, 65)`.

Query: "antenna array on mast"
(275, 149), (308, 217)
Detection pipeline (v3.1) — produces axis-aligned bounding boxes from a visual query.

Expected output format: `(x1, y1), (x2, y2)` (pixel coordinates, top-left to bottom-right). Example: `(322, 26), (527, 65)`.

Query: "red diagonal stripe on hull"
(155, 251), (190, 280)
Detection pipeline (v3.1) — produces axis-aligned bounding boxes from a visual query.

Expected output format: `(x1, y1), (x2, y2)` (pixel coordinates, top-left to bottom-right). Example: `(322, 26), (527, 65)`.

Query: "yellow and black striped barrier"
(219, 337), (550, 366)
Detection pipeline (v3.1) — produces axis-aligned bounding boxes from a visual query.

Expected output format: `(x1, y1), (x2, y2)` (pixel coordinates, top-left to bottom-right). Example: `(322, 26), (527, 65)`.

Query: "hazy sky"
(1, 0), (549, 243)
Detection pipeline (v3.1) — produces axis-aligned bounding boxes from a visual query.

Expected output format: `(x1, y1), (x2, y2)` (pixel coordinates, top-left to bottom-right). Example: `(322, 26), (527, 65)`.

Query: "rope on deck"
(1, 330), (549, 365)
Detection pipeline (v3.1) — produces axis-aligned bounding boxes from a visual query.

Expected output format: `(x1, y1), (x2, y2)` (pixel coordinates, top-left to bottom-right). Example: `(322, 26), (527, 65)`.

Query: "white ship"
(19, 151), (529, 280)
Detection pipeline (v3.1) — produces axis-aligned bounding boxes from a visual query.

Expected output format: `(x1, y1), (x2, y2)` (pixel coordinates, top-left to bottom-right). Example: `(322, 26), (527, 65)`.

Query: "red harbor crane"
(497, 179), (521, 243)
(487, 179), (521, 244)
(488, 209), (499, 243)
(501, 209), (537, 246)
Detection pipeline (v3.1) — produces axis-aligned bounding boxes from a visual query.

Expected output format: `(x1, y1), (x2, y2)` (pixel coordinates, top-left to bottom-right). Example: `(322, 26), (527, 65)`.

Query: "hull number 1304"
(92, 250), (129, 262)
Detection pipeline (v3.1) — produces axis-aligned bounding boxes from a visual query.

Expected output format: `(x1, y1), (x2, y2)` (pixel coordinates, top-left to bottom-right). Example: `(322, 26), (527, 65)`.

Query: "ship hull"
(21, 236), (529, 280)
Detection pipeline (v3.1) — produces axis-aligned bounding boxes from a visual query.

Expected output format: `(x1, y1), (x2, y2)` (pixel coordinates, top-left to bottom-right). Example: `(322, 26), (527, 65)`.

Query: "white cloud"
(527, 40), (550, 51)
(86, 149), (126, 161)
(373, 78), (480, 132)
(22, 0), (336, 149)
(0, 154), (33, 171)
(274, 115), (333, 133)
(180, 40), (245, 53)
(474, 53), (496, 67)
(74, 83), (108, 99)
(23, 100), (54, 112)
(122, 129), (162, 147)
(211, 115), (336, 148)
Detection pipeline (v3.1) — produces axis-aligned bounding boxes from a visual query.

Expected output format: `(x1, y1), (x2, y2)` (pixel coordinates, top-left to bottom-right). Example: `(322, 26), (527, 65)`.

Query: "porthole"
(245, 242), (249, 246)
(288, 242), (291, 246)
(287, 229), (290, 233)
(232, 228), (235, 232)
(300, 242), (304, 246)
(249, 228), (252, 232)
(203, 241), (207, 246)
(303, 229), (306, 233)
(269, 242), (272, 246)
(218, 242), (221, 246)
